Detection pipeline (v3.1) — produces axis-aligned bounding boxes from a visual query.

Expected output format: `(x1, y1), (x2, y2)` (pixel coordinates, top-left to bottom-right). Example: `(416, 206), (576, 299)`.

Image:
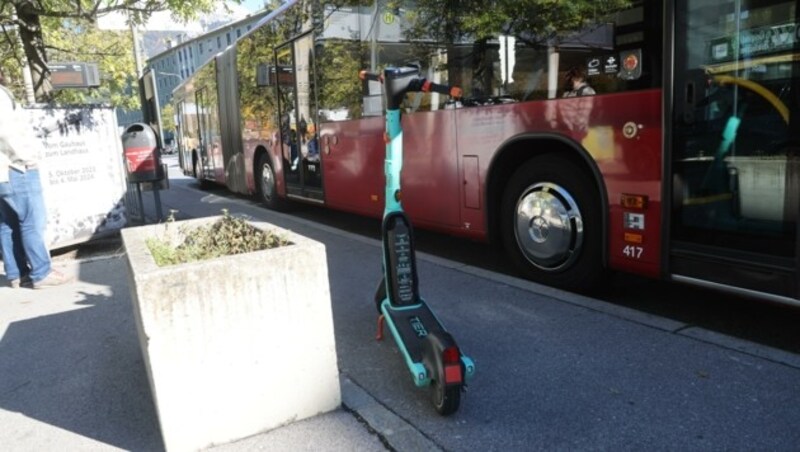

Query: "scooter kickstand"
(376, 314), (385, 341)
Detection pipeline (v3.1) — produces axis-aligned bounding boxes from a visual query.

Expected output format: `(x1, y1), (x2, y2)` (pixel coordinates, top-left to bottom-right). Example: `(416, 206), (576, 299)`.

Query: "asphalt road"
(187, 180), (800, 356)
(119, 156), (799, 357)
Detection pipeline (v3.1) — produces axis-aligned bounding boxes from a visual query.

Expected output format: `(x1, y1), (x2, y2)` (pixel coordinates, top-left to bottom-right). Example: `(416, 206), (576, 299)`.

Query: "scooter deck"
(382, 302), (442, 363)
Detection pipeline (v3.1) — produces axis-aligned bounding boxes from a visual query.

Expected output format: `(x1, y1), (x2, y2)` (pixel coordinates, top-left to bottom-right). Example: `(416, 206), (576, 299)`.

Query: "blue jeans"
(0, 169), (52, 282)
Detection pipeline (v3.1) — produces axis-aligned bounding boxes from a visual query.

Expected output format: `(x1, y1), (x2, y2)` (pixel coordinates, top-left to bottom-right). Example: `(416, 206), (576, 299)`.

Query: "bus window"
(315, 38), (368, 122)
(316, 2), (456, 117)
(442, 1), (660, 103)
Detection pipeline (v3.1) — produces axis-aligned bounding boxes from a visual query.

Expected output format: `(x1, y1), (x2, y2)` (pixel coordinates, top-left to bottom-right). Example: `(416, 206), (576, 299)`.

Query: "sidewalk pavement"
(0, 254), (398, 451)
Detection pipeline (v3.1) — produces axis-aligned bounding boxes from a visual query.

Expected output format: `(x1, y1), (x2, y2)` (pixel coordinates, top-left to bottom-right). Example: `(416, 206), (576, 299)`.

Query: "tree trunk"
(15, 1), (51, 102)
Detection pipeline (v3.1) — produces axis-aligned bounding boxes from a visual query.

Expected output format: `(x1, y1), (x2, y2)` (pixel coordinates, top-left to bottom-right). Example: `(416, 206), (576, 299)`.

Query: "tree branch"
(13, 0), (172, 21)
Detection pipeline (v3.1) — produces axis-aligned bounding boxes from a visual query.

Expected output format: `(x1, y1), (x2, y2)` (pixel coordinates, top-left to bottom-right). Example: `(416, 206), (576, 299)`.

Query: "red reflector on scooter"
(444, 364), (462, 384)
(443, 347), (460, 364)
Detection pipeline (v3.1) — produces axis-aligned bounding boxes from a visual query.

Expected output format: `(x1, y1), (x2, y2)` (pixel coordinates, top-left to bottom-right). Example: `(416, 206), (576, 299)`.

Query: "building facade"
(144, 9), (271, 117)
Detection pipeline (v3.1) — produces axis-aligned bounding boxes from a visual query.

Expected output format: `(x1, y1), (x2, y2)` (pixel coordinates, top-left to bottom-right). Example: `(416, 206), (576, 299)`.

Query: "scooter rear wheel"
(431, 379), (461, 415)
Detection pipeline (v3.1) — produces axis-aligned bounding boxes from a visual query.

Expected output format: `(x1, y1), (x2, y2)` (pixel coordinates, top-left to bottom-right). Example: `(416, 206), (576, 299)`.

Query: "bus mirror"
(258, 64), (295, 87)
(257, 63), (272, 87)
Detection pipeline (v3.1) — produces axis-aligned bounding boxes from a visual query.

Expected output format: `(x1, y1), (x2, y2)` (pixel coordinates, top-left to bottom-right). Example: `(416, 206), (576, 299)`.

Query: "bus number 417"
(623, 245), (644, 259)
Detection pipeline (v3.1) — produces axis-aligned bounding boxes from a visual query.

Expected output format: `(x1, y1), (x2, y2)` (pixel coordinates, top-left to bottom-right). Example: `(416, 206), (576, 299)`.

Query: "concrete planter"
(121, 216), (340, 452)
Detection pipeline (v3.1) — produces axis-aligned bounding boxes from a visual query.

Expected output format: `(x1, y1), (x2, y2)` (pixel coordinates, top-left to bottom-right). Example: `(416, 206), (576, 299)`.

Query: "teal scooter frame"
(360, 65), (475, 415)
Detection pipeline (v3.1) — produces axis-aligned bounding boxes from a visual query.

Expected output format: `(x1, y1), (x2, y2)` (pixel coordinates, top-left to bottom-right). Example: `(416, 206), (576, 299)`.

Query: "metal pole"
(135, 182), (145, 224)
(370, 0), (379, 71)
(131, 22), (144, 77)
(153, 185), (163, 222)
(547, 46), (560, 100)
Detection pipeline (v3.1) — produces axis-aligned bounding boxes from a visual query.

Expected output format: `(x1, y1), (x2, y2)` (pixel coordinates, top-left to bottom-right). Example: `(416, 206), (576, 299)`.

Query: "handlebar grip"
(421, 80), (462, 98)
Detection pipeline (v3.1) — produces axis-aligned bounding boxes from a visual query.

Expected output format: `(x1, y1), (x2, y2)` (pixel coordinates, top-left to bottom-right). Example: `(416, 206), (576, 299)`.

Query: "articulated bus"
(173, 0), (800, 306)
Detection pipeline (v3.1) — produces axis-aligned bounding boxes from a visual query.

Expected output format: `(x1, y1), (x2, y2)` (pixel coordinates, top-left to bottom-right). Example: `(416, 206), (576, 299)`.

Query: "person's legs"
(0, 197), (29, 282)
(10, 169), (52, 282)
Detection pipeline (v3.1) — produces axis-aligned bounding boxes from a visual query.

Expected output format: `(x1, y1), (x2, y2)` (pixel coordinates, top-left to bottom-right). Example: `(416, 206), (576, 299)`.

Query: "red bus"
(173, 0), (800, 305)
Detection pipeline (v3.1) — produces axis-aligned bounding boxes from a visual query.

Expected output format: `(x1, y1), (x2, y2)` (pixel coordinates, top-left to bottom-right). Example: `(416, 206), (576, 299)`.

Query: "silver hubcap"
(514, 182), (583, 271)
(260, 163), (274, 200)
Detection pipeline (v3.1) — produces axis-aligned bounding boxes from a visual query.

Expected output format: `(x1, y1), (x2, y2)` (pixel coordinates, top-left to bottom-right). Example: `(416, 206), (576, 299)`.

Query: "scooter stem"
(384, 109), (403, 216)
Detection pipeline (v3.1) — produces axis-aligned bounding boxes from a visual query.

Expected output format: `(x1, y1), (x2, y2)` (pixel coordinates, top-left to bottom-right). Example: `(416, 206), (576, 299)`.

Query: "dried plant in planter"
(146, 209), (291, 266)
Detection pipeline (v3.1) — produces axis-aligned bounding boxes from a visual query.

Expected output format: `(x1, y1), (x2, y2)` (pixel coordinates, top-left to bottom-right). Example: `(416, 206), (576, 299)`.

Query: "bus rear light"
(621, 194), (648, 209)
(624, 232), (643, 244)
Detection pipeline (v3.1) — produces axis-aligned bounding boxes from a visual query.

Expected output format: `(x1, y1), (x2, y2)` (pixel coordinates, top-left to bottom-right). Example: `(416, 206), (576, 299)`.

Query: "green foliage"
(43, 18), (140, 108)
(235, 0), (314, 129)
(161, 103), (176, 135)
(236, 16), (279, 129)
(403, 0), (633, 46)
(146, 209), (292, 267)
(316, 38), (366, 120)
(0, 0), (233, 102)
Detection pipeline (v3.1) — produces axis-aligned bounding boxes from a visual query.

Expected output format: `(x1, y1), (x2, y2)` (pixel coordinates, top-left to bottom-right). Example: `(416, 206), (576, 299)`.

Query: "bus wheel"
(256, 153), (286, 211)
(501, 155), (603, 292)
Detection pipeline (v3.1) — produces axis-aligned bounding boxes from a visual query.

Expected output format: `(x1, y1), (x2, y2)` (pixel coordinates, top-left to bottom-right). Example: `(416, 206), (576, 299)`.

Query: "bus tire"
(501, 155), (604, 293)
(256, 153), (287, 211)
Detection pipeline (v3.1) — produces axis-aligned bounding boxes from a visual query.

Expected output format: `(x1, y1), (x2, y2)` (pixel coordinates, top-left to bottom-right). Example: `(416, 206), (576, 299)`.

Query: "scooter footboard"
(379, 298), (476, 387)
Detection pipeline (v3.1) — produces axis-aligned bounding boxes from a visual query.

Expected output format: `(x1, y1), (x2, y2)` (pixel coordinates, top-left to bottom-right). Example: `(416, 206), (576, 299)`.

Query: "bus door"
(175, 100), (186, 171)
(196, 88), (215, 181)
(275, 32), (323, 202)
(670, 0), (799, 300)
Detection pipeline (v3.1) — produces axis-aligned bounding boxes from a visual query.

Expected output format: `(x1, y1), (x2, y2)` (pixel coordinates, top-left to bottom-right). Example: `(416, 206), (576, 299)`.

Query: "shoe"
(9, 275), (33, 289)
(32, 270), (72, 289)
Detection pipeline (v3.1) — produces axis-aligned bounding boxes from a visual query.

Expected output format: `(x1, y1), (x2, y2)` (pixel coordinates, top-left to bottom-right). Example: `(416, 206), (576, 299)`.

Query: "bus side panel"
(455, 104), (522, 236)
(455, 89), (663, 278)
(320, 117), (385, 217)
(218, 47), (249, 194)
(321, 110), (461, 230)
(601, 90), (663, 278)
(400, 110), (461, 230)
(235, 21), (282, 197)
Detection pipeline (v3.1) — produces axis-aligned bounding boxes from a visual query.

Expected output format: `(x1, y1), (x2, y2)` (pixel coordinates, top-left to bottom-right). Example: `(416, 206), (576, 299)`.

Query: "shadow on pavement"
(0, 256), (164, 451)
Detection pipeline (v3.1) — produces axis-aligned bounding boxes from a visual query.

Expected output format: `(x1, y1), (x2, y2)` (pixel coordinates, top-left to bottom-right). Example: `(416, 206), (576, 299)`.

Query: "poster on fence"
(26, 105), (128, 249)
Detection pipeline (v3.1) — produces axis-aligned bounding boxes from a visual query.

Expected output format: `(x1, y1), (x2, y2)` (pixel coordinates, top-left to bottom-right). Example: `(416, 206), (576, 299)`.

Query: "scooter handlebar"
(359, 70), (462, 99)
(419, 80), (462, 99)
(359, 70), (383, 83)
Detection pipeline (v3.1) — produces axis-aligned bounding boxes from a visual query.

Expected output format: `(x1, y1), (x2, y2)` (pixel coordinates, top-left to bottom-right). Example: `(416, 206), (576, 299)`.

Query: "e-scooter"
(360, 65), (476, 415)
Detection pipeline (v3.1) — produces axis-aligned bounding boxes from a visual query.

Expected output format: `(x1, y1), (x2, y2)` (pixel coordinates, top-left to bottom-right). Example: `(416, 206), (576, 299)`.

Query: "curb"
(341, 377), (442, 452)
